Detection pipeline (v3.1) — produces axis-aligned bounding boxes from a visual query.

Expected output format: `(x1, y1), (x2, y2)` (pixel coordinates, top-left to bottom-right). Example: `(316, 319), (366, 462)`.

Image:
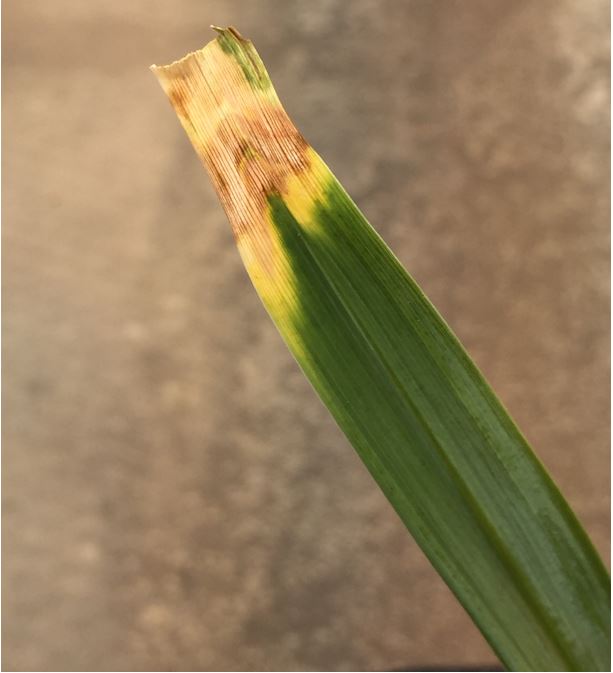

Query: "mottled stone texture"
(3, 1), (610, 671)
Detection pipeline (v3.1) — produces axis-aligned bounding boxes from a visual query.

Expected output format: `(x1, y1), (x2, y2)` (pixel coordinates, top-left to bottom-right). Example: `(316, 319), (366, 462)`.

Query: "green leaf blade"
(267, 185), (609, 671)
(152, 27), (610, 671)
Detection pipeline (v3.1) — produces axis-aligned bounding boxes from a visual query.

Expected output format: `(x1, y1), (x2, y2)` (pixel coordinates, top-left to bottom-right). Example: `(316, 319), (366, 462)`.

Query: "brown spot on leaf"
(209, 163), (231, 209)
(227, 26), (246, 42)
(167, 85), (190, 120)
(200, 104), (311, 243)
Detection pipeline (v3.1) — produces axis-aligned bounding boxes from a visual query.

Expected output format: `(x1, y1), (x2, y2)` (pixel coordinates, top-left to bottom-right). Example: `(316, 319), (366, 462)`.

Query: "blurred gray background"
(3, 0), (610, 670)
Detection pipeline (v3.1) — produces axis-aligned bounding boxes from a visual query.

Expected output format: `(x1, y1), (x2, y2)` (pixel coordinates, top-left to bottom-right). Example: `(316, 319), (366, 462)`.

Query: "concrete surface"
(3, 0), (610, 670)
